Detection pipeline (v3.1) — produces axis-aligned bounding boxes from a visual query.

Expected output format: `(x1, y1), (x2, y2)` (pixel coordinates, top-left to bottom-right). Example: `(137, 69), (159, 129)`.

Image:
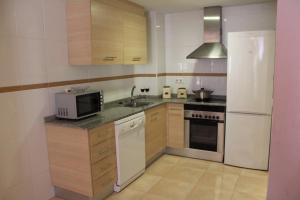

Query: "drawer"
(89, 124), (114, 146)
(167, 103), (183, 111)
(93, 169), (116, 196)
(90, 137), (115, 163)
(92, 154), (116, 180)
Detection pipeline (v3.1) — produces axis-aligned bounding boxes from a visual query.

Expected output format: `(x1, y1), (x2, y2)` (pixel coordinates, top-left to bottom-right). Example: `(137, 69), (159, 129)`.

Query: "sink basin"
(123, 101), (152, 108)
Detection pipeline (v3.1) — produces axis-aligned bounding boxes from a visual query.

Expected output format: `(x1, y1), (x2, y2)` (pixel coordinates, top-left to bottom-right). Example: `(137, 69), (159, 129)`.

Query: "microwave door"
(76, 93), (100, 118)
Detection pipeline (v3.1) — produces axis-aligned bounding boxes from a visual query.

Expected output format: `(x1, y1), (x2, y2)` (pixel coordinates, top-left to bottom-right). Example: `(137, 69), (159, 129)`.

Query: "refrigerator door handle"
(227, 111), (271, 116)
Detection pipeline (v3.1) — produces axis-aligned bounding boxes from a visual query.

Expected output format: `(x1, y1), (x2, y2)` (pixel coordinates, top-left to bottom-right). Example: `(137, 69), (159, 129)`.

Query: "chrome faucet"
(130, 85), (136, 103)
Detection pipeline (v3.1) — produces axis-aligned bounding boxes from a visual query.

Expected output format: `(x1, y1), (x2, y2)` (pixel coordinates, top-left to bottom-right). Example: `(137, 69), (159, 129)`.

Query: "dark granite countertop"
(45, 95), (226, 130)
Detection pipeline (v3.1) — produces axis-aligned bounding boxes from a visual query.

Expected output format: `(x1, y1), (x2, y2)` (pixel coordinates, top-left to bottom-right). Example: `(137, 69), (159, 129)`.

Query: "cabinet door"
(89, 123), (117, 197)
(145, 105), (166, 162)
(167, 104), (184, 148)
(91, 0), (123, 64)
(123, 12), (147, 64)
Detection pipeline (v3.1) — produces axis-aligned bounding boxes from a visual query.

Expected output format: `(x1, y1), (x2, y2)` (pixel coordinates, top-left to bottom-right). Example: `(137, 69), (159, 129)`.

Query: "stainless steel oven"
(184, 104), (225, 162)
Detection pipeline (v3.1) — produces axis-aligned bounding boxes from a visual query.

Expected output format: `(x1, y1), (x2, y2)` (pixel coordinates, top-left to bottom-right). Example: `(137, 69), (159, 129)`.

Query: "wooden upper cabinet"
(67, 0), (147, 65)
(91, 1), (123, 64)
(123, 12), (147, 64)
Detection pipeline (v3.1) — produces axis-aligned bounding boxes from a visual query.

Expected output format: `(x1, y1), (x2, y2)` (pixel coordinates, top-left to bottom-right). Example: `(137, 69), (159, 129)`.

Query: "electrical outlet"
(175, 78), (184, 84)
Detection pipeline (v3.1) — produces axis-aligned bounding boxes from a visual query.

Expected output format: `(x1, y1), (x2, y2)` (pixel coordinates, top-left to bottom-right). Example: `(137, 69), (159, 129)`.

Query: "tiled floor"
(106, 155), (269, 200)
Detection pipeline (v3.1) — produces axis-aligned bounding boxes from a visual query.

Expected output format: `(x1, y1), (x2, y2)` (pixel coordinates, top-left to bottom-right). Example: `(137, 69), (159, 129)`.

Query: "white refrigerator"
(224, 31), (275, 170)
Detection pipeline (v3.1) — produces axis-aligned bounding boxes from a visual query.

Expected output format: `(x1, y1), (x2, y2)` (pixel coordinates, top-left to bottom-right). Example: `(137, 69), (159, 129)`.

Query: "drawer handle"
(97, 149), (110, 156)
(150, 117), (158, 122)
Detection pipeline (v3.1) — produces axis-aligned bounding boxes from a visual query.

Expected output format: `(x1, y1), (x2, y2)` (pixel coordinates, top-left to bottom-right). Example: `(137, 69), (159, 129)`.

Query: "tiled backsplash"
(164, 2), (276, 95)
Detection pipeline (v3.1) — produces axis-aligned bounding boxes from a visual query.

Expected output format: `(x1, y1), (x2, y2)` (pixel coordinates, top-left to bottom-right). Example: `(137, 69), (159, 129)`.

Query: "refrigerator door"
(224, 112), (271, 170)
(227, 31), (275, 115)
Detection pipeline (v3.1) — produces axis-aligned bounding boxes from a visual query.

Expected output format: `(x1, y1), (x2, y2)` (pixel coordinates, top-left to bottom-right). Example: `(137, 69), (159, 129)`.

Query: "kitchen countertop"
(45, 95), (226, 130)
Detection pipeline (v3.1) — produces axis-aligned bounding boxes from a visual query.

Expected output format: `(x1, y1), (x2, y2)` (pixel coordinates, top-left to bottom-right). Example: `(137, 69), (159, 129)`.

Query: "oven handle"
(217, 122), (225, 153)
(184, 120), (190, 148)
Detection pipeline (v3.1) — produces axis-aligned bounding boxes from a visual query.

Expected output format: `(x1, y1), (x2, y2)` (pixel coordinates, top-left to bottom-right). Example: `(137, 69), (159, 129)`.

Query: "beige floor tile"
(105, 188), (144, 200)
(207, 163), (242, 175)
(157, 154), (181, 164)
(147, 178), (194, 200)
(198, 172), (239, 191)
(232, 191), (266, 200)
(187, 186), (233, 200)
(164, 166), (205, 184)
(235, 175), (268, 197)
(141, 194), (173, 200)
(240, 168), (268, 179)
(177, 157), (210, 170)
(145, 161), (175, 177)
(126, 174), (161, 193)
(105, 156), (269, 200)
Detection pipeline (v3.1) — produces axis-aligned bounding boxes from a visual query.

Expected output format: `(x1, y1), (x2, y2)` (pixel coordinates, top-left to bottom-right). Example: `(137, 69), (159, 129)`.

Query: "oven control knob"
(205, 115), (208, 119)
(195, 114), (198, 118)
(199, 115), (202, 118)
(192, 114), (195, 118)
(216, 116), (220, 120)
(208, 116), (211, 119)
(212, 116), (216, 119)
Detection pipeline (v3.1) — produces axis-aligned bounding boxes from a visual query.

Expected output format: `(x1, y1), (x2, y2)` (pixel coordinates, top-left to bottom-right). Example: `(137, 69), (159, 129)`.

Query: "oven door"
(185, 118), (224, 153)
(76, 92), (101, 118)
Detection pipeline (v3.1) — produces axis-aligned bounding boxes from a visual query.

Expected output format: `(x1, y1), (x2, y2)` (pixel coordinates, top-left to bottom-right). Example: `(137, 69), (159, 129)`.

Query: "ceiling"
(130, 0), (275, 13)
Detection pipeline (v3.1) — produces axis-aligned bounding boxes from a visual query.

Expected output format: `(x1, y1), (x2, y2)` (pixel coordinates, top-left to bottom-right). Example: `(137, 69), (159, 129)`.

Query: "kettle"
(192, 88), (214, 101)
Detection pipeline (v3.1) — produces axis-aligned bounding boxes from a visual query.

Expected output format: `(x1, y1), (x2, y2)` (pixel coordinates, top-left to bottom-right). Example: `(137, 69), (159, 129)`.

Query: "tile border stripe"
(0, 73), (226, 93)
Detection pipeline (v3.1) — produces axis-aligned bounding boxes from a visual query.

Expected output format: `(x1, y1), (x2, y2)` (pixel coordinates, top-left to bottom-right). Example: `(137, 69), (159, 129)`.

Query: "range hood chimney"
(186, 6), (227, 59)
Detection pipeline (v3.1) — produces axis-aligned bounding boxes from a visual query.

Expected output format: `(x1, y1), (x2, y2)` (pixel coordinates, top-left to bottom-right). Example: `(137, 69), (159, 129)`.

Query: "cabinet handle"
(132, 57), (141, 61)
(103, 56), (117, 61)
(150, 117), (158, 122)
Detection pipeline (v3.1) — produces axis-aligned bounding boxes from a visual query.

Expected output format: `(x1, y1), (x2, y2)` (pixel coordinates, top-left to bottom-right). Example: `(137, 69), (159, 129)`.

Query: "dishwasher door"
(115, 114), (145, 191)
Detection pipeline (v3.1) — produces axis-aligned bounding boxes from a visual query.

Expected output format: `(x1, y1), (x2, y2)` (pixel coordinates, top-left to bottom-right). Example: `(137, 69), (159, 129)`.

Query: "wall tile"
(15, 0), (45, 39)
(44, 0), (67, 41)
(45, 40), (89, 82)
(32, 171), (54, 200)
(14, 38), (47, 84)
(134, 77), (158, 96)
(222, 3), (277, 46)
(86, 64), (134, 79)
(0, 92), (34, 193)
(90, 79), (135, 102)
(165, 10), (203, 47)
(0, 0), (17, 36)
(2, 179), (35, 200)
(0, 36), (19, 87)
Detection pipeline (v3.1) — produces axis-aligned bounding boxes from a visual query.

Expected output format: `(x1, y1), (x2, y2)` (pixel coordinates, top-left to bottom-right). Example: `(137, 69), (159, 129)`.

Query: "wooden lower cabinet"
(145, 105), (167, 163)
(167, 103), (185, 148)
(46, 122), (116, 199)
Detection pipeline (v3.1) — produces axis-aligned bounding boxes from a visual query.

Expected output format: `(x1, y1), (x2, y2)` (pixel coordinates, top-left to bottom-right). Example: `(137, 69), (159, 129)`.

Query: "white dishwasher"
(114, 112), (146, 192)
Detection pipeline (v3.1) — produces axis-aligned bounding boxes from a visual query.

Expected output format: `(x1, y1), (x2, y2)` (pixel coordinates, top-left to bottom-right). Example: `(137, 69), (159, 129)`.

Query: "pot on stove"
(192, 88), (214, 101)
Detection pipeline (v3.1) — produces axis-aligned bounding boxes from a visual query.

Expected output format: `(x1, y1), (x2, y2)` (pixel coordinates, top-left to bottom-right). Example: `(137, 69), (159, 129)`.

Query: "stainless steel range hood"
(186, 6), (227, 59)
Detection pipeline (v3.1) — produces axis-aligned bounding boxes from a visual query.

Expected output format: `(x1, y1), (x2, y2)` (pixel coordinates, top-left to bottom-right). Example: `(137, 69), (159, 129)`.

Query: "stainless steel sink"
(123, 101), (152, 108)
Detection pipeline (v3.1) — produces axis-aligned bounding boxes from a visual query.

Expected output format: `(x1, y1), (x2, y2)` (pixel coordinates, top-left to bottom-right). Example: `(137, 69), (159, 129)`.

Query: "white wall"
(0, 0), (157, 199)
(164, 2), (277, 95)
